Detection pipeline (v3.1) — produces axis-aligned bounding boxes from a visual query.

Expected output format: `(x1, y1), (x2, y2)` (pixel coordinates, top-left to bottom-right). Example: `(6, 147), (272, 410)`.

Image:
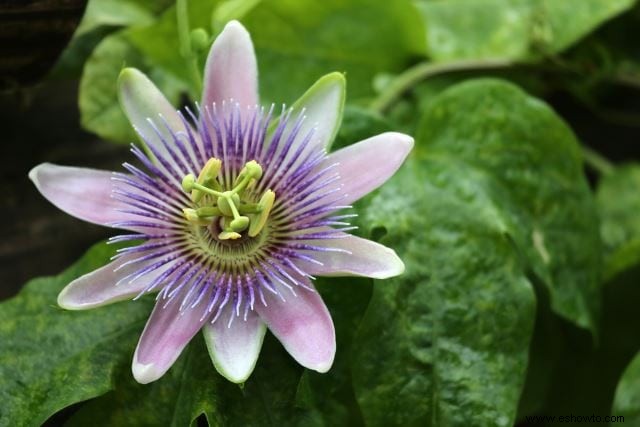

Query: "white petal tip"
(370, 250), (405, 280)
(28, 162), (58, 189)
(132, 360), (163, 384)
(217, 366), (252, 384)
(223, 20), (249, 34)
(387, 132), (415, 152)
(306, 358), (334, 374)
(57, 286), (89, 311)
(28, 164), (42, 185)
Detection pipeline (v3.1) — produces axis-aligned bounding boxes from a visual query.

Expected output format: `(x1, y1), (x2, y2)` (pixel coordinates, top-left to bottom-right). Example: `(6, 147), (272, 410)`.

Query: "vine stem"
(582, 146), (614, 176)
(176, 0), (202, 95)
(369, 59), (513, 114)
(370, 58), (617, 176)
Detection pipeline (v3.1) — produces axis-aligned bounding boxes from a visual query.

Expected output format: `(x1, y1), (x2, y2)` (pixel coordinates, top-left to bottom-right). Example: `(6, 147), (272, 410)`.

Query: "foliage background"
(2, 0), (640, 426)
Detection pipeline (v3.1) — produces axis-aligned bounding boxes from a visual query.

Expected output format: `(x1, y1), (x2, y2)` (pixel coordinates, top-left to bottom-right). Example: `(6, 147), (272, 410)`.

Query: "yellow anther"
(218, 230), (242, 240)
(182, 174), (196, 192)
(192, 158), (222, 203)
(233, 160), (263, 190)
(244, 160), (263, 180)
(230, 216), (250, 232)
(182, 208), (212, 226)
(249, 190), (275, 237)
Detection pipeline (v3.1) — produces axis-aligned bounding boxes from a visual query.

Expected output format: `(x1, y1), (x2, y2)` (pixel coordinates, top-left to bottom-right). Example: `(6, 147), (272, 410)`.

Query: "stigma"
(181, 158), (275, 240)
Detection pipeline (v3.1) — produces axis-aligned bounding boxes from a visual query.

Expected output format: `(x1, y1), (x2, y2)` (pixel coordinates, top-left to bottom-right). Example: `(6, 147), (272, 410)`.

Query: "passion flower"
(29, 21), (412, 384)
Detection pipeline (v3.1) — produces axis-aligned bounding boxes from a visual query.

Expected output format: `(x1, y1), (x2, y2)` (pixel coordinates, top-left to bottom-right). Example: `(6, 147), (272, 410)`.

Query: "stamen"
(192, 158), (222, 202)
(249, 190), (275, 237)
(180, 158), (275, 240)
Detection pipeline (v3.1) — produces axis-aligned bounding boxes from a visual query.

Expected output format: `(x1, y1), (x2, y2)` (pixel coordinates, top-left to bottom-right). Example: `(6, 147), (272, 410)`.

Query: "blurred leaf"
(333, 106), (392, 150)
(613, 351), (640, 424)
(416, 78), (602, 333)
(79, 30), (189, 144)
(596, 164), (640, 279)
(416, 0), (635, 61)
(523, 261), (640, 419)
(78, 1), (208, 144)
(52, 0), (173, 79)
(76, 0), (170, 36)
(517, 162), (640, 419)
(352, 158), (536, 426)
(241, 0), (426, 103)
(212, 0), (262, 33)
(79, 31), (142, 144)
(128, 0), (218, 95)
(0, 242), (153, 427)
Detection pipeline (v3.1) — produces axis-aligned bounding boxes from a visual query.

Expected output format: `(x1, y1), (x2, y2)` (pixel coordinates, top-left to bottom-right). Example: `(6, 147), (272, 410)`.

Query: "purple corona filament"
(110, 102), (348, 323)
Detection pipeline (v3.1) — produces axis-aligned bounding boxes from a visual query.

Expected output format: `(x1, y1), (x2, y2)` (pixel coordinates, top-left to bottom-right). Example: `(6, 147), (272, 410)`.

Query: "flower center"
(180, 157), (275, 241)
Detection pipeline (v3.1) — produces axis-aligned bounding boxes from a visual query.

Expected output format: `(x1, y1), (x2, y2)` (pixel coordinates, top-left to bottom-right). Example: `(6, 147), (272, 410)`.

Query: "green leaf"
(542, 0), (636, 54)
(0, 242), (153, 427)
(352, 78), (602, 424)
(52, 0), (173, 79)
(333, 106), (392, 151)
(352, 159), (536, 426)
(63, 280), (368, 427)
(596, 164), (640, 279)
(295, 278), (372, 427)
(75, 0), (171, 36)
(79, 29), (188, 144)
(66, 333), (309, 427)
(519, 162), (640, 418)
(241, 0), (426, 103)
(78, 0), (217, 144)
(416, 78), (602, 333)
(212, 0), (262, 33)
(1, 240), (369, 426)
(613, 351), (640, 424)
(416, 0), (635, 61)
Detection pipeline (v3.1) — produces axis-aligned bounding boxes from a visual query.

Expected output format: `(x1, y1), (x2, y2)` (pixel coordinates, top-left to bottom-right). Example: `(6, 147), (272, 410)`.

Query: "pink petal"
(118, 68), (196, 169)
(326, 132), (413, 205)
(202, 20), (258, 108)
(303, 233), (405, 280)
(203, 306), (266, 383)
(58, 253), (176, 310)
(132, 296), (209, 384)
(255, 282), (335, 373)
(29, 163), (130, 228)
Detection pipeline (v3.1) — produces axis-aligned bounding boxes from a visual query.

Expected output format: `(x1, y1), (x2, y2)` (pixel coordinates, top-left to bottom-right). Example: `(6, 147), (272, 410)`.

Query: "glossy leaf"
(295, 277), (372, 427)
(352, 78), (603, 424)
(0, 241), (369, 426)
(0, 242), (153, 427)
(416, 78), (602, 333)
(353, 159), (536, 426)
(67, 334), (308, 427)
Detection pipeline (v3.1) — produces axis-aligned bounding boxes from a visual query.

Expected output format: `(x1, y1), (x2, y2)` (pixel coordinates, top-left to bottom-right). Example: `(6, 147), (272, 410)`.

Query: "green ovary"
(181, 157), (275, 241)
